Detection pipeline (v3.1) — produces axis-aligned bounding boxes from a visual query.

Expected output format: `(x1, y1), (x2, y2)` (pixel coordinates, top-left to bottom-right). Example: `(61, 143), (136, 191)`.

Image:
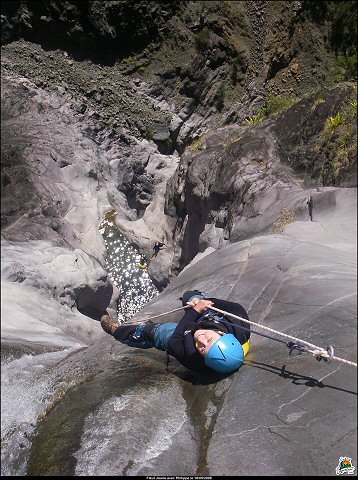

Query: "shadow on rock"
(171, 367), (232, 386)
(247, 360), (357, 396)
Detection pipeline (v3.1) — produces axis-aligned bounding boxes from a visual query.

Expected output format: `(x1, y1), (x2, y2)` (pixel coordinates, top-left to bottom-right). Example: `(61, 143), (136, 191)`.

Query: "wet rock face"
(164, 83), (357, 273)
(3, 188), (356, 476)
(127, 195), (356, 475)
(0, 74), (118, 321)
(1, 79), (70, 242)
(274, 84), (357, 187)
(1, 81), (46, 228)
(1, 0), (180, 61)
(1, 4), (357, 476)
(1, 122), (40, 229)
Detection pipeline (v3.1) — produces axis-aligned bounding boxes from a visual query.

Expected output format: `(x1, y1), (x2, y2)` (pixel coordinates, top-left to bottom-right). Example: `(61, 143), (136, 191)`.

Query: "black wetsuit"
(152, 242), (164, 257)
(167, 298), (250, 373)
(112, 297), (250, 373)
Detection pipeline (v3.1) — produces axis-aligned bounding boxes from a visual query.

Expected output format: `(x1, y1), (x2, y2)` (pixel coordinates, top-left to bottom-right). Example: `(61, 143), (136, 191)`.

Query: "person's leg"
(153, 323), (177, 351)
(112, 322), (158, 348)
(100, 314), (119, 335)
(101, 314), (158, 349)
(100, 315), (177, 352)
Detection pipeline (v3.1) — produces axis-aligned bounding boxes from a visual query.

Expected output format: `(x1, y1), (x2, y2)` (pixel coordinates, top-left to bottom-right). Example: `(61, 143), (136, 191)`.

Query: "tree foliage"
(302, 1), (357, 79)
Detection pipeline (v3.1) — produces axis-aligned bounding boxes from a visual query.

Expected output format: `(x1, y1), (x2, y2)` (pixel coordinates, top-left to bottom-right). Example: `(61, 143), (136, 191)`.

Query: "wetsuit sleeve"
(169, 308), (200, 341)
(210, 298), (250, 344)
(167, 307), (207, 371)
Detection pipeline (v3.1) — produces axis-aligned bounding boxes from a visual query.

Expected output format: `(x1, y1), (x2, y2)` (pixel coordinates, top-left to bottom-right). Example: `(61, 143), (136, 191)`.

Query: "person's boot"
(100, 314), (119, 336)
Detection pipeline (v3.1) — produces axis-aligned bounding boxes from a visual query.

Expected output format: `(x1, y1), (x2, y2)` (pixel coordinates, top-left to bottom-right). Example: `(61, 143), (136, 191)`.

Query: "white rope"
(140, 303), (356, 367)
(142, 305), (190, 322)
(209, 305), (357, 368)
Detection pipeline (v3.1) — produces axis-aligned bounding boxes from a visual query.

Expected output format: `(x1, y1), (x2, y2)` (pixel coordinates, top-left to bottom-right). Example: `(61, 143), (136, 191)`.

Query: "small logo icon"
(336, 457), (355, 475)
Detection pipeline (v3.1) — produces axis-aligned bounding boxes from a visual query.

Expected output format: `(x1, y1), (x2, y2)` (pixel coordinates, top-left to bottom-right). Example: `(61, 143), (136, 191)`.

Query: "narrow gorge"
(1, 1), (357, 476)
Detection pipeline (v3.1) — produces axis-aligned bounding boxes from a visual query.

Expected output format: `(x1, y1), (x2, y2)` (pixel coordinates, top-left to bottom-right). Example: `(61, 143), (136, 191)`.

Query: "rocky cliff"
(1, 0), (357, 476)
(2, 0), (357, 287)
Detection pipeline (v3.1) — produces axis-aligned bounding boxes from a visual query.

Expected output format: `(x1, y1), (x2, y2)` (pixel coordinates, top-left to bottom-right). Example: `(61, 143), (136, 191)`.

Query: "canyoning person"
(307, 194), (313, 221)
(151, 241), (165, 258)
(100, 290), (251, 374)
(139, 253), (149, 269)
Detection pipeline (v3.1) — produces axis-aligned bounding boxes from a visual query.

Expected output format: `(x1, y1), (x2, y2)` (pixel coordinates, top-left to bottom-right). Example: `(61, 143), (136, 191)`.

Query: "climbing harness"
(209, 305), (357, 368)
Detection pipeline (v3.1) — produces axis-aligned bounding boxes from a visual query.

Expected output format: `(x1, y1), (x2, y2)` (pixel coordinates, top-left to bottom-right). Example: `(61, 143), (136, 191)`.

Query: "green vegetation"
(326, 112), (346, 130)
(215, 82), (225, 111)
(302, 1), (357, 80)
(105, 209), (117, 221)
(312, 93), (325, 111)
(330, 1), (357, 57)
(190, 139), (203, 151)
(245, 115), (262, 126)
(348, 98), (358, 119)
(337, 53), (357, 80)
(301, 0), (329, 22)
(260, 95), (296, 117)
(195, 27), (211, 50)
(320, 88), (357, 184)
(244, 94), (296, 127)
(270, 208), (295, 234)
(325, 90), (357, 132)
(340, 131), (351, 147)
(145, 126), (154, 140)
(331, 145), (350, 176)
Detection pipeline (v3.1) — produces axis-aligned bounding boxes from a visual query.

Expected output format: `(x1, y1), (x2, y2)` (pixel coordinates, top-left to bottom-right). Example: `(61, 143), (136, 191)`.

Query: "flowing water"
(1, 218), (159, 475)
(100, 216), (158, 321)
(1, 343), (81, 476)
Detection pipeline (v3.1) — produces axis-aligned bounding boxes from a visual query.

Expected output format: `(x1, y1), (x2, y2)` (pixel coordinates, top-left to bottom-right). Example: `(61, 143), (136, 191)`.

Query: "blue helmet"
(205, 334), (244, 373)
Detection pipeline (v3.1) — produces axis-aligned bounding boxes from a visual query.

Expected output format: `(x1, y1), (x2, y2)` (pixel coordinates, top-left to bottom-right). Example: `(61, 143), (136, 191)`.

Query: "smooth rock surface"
(23, 186), (356, 476)
(1, 14), (356, 474)
(126, 187), (357, 475)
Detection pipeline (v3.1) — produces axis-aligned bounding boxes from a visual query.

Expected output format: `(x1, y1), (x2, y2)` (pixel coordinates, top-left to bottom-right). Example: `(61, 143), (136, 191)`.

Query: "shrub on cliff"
(302, 0), (357, 80)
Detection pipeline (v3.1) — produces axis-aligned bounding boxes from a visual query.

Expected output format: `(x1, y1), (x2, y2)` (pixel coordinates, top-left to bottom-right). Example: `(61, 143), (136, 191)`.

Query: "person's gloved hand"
(187, 298), (214, 313)
(180, 290), (205, 305)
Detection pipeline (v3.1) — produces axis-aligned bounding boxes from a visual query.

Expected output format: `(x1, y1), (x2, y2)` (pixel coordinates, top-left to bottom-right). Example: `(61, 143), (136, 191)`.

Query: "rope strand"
(139, 304), (356, 367)
(209, 305), (357, 368)
(142, 305), (190, 322)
